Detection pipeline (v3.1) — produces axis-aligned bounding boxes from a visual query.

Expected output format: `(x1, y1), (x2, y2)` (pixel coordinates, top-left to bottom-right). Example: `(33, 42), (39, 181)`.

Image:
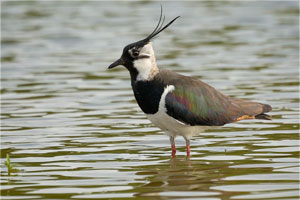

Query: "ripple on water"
(1, 1), (299, 200)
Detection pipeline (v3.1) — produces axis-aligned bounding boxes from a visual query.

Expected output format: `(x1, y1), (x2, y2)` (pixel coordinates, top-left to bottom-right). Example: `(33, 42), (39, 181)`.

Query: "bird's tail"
(255, 113), (272, 120)
(232, 98), (272, 121)
(255, 103), (272, 120)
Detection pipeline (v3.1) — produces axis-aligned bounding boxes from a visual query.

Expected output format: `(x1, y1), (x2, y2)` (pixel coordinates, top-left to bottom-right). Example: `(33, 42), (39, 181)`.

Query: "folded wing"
(160, 70), (272, 126)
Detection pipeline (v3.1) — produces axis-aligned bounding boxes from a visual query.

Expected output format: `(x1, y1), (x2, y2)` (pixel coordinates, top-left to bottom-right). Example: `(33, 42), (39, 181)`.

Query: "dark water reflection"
(1, 1), (299, 200)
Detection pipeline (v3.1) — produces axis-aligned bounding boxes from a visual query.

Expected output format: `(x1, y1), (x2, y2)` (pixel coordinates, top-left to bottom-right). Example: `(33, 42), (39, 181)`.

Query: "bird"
(108, 8), (272, 158)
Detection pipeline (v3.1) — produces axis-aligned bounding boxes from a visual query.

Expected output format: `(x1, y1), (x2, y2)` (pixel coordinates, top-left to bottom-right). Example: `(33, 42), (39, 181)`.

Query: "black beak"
(108, 58), (123, 69)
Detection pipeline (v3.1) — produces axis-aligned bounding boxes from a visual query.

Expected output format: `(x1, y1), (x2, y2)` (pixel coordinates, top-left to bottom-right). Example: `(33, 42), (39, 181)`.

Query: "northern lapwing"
(108, 9), (272, 158)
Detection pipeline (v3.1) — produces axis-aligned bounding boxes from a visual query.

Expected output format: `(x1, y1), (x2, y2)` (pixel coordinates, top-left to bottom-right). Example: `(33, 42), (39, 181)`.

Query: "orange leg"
(186, 144), (190, 157)
(171, 144), (176, 158)
(184, 137), (190, 157)
(170, 136), (176, 158)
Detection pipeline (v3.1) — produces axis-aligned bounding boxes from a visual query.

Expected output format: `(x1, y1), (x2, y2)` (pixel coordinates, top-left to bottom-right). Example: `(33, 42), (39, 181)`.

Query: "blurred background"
(1, 1), (299, 200)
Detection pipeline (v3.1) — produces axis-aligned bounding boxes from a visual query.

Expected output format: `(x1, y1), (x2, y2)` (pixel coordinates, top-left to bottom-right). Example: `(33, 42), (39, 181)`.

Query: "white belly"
(147, 112), (210, 139)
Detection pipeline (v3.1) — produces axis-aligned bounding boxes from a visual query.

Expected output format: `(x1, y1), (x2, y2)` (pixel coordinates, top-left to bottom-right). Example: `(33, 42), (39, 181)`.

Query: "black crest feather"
(144, 6), (180, 42)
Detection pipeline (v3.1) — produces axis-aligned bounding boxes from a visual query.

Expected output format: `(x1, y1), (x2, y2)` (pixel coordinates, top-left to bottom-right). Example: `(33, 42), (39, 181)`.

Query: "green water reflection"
(1, 1), (299, 200)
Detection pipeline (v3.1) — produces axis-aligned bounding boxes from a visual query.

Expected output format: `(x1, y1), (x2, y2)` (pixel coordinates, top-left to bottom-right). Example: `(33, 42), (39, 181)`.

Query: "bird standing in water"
(108, 9), (272, 158)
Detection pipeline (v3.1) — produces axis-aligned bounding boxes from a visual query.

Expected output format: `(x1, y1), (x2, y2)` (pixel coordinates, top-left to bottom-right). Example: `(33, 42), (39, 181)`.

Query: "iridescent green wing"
(165, 79), (239, 126)
(159, 70), (271, 126)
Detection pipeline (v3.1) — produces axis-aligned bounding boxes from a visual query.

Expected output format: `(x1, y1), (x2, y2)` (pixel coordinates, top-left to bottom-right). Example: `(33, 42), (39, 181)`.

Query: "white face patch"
(133, 42), (158, 81)
(134, 58), (152, 81)
(138, 43), (152, 58)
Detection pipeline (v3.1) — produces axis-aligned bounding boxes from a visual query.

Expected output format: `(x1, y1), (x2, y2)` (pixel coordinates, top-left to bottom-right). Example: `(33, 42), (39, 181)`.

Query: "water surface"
(1, 1), (299, 200)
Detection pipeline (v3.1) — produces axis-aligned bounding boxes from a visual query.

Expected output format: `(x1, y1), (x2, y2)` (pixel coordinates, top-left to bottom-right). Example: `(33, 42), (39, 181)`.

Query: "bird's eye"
(132, 49), (139, 57)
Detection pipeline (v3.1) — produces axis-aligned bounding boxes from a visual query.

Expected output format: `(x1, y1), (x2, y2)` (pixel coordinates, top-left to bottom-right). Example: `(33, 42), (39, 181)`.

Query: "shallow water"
(1, 1), (299, 200)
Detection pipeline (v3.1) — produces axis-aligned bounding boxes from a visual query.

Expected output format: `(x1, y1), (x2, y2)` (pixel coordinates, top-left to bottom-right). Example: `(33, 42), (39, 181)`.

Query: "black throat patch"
(132, 78), (165, 114)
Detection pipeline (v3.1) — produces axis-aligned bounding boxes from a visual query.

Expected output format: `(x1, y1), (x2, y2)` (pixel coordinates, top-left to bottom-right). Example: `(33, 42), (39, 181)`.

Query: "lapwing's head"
(108, 8), (180, 81)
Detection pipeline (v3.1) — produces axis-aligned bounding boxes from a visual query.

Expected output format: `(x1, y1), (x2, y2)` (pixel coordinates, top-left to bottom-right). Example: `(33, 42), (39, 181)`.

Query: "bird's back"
(155, 70), (272, 126)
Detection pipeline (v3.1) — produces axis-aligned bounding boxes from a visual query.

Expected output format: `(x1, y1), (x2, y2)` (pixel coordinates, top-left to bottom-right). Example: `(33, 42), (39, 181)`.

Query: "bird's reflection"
(133, 157), (230, 198)
(169, 156), (191, 168)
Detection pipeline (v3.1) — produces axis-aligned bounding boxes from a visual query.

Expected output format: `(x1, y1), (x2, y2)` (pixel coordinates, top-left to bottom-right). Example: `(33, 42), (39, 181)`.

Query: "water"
(1, 1), (299, 200)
